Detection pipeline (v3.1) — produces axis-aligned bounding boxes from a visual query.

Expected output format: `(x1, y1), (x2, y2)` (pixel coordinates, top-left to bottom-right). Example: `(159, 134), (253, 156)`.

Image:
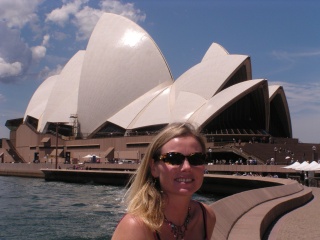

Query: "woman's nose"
(181, 158), (191, 171)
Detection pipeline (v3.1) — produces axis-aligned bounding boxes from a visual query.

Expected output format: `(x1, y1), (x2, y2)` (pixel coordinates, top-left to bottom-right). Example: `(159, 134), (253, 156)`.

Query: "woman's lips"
(175, 178), (193, 183)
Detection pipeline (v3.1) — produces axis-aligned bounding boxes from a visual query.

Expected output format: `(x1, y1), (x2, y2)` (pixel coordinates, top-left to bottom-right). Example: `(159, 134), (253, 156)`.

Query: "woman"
(112, 123), (216, 240)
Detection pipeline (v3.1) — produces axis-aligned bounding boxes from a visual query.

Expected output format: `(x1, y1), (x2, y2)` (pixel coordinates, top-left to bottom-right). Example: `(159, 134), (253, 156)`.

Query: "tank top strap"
(198, 201), (208, 240)
(154, 230), (161, 240)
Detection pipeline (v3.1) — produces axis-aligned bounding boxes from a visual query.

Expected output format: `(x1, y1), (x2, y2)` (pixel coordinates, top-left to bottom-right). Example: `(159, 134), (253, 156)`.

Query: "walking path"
(268, 187), (320, 239)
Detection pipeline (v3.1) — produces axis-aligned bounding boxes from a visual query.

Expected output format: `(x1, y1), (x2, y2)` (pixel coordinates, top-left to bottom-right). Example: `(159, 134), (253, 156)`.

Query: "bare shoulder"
(202, 202), (216, 220)
(112, 213), (154, 240)
(201, 203), (216, 235)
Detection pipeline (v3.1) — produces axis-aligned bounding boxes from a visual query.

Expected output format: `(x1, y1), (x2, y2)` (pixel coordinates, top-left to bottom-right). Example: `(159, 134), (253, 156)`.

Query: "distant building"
(3, 13), (292, 163)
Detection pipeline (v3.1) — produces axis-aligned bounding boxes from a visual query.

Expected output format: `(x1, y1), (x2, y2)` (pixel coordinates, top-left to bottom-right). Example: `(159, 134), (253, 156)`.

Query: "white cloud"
(73, 6), (104, 40)
(274, 81), (320, 114)
(282, 83), (320, 114)
(269, 80), (320, 143)
(45, 0), (87, 26)
(73, 0), (146, 40)
(49, 64), (63, 77)
(271, 49), (320, 62)
(46, 0), (146, 41)
(31, 34), (50, 61)
(42, 34), (50, 46)
(0, 0), (41, 29)
(99, 0), (146, 22)
(0, 57), (22, 78)
(31, 46), (47, 61)
(0, 0), (146, 83)
(0, 22), (32, 82)
(38, 64), (63, 80)
(52, 31), (69, 41)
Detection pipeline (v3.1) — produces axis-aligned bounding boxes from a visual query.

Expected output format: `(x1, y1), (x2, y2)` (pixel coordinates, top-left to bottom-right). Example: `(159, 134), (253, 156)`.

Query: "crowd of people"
(232, 172), (279, 178)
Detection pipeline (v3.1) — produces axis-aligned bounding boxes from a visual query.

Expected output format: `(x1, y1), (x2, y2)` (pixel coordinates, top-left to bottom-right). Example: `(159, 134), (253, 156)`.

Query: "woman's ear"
(150, 159), (159, 178)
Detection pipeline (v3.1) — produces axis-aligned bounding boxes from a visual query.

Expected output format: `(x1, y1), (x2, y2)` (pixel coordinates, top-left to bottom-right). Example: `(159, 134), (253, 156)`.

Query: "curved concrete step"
(228, 186), (312, 240)
(210, 180), (311, 240)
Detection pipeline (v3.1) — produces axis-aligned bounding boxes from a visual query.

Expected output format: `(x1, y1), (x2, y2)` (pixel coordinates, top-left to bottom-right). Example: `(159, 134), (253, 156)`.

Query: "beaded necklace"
(164, 207), (191, 240)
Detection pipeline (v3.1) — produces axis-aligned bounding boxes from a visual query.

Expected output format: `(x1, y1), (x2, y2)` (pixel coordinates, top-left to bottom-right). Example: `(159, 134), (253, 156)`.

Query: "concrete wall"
(0, 163), (53, 178)
(9, 124), (157, 162)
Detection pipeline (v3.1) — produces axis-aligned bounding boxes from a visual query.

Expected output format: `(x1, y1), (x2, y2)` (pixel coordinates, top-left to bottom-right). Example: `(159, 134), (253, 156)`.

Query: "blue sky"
(1, 0), (320, 144)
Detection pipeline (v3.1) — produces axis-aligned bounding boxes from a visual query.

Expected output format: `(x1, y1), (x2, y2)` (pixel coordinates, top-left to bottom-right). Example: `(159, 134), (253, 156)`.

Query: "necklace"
(164, 207), (191, 240)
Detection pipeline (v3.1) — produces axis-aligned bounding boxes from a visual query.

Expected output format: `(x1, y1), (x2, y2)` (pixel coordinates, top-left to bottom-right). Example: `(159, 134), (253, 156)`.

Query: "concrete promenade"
(268, 187), (320, 240)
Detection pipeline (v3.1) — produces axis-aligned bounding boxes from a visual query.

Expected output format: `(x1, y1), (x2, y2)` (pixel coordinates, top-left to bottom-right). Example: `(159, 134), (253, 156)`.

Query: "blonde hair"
(125, 122), (206, 231)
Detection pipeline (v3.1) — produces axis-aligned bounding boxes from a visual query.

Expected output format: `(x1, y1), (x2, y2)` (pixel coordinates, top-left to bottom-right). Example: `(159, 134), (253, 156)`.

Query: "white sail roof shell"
(172, 49), (249, 100)
(108, 82), (171, 129)
(77, 13), (173, 135)
(108, 41), (254, 130)
(22, 13), (291, 139)
(24, 75), (58, 123)
(37, 51), (85, 132)
(268, 84), (292, 137)
(188, 79), (268, 127)
(269, 85), (281, 99)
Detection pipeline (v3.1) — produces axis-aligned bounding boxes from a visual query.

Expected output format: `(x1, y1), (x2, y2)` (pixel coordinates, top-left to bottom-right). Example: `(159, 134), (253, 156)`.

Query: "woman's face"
(151, 136), (205, 197)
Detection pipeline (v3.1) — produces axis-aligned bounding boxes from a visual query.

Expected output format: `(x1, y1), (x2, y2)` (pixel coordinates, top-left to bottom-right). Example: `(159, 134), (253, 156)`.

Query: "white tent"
(308, 161), (320, 171)
(282, 161), (300, 169)
(300, 161), (319, 171)
(293, 161), (310, 170)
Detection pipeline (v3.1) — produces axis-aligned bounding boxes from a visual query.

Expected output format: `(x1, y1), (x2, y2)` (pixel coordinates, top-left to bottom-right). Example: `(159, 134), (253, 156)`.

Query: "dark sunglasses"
(154, 152), (207, 166)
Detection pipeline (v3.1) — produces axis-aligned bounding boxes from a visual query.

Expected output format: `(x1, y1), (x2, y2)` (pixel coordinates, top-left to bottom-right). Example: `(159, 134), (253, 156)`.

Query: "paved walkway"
(268, 187), (320, 239)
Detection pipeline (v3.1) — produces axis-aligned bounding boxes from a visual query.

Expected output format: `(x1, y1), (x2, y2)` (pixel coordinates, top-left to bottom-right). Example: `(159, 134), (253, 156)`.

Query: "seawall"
(0, 162), (298, 178)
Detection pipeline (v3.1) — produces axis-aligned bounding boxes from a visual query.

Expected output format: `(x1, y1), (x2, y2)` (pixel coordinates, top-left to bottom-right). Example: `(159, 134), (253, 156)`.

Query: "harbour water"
(0, 176), (219, 240)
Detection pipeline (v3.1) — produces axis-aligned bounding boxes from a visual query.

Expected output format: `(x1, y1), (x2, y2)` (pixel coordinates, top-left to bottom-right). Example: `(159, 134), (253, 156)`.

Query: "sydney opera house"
(1, 13), (293, 164)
